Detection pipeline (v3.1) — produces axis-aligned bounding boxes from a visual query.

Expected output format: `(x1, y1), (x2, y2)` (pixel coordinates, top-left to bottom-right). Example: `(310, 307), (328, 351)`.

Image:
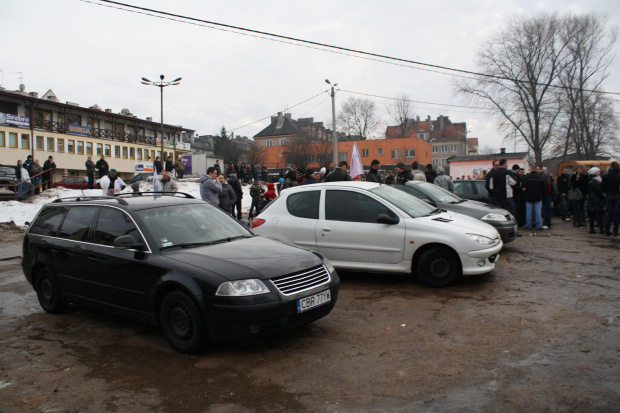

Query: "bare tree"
(248, 142), (266, 167)
(386, 93), (414, 137)
(214, 126), (244, 165)
(314, 138), (333, 169)
(477, 143), (499, 155)
(338, 97), (381, 139)
(455, 14), (567, 165)
(282, 133), (319, 171)
(557, 14), (617, 159)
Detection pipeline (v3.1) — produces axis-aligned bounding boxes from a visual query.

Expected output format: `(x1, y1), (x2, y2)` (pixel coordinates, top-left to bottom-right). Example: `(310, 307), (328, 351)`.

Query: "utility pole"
(326, 79), (338, 169)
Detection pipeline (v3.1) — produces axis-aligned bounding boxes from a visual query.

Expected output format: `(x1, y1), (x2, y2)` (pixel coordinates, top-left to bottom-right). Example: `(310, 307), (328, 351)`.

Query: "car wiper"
(424, 208), (444, 216)
(160, 240), (227, 250)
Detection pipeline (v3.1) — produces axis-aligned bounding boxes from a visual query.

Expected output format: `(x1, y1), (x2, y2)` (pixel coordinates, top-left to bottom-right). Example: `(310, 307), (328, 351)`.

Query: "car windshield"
(414, 182), (463, 203)
(370, 185), (436, 218)
(136, 203), (253, 249)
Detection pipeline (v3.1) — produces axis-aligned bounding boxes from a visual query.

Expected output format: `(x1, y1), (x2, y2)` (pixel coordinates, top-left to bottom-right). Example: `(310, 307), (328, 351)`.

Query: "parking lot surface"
(1, 224), (619, 412)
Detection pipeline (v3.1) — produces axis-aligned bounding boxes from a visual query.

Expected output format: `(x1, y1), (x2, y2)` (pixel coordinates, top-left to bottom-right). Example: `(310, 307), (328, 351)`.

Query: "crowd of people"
(13, 155), (55, 200)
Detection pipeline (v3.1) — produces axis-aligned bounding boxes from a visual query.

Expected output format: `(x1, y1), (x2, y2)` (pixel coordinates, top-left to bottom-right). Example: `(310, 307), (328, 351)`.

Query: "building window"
(67, 140), (75, 153)
(306, 154), (314, 163)
(441, 145), (447, 153)
(87, 119), (100, 136)
(47, 137), (54, 151)
(57, 138), (65, 153)
(377, 148), (383, 156)
(77, 141), (84, 154)
(114, 145), (120, 158)
(405, 149), (415, 158)
(36, 136), (44, 150)
(362, 149), (369, 157)
(86, 142), (92, 155)
(9, 132), (18, 148)
(266, 140), (273, 147)
(137, 148), (142, 160)
(129, 147), (135, 159)
(433, 146), (438, 153)
(338, 152), (348, 162)
(104, 145), (111, 157)
(279, 139), (287, 146)
(419, 133), (426, 139)
(451, 144), (457, 152)
(34, 110), (53, 128)
(433, 158), (439, 165)
(0, 132), (4, 147)
(391, 149), (402, 159)
(96, 143), (103, 156)
(21, 134), (30, 149)
(441, 158), (447, 166)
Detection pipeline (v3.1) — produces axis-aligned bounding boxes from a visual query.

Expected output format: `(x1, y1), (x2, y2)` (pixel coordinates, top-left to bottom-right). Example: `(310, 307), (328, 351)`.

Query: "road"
(1, 224), (619, 412)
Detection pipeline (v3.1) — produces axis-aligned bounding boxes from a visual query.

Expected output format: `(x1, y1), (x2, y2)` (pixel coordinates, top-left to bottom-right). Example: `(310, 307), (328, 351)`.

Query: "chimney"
(284, 113), (291, 120)
(439, 115), (444, 130)
(416, 116), (420, 122)
(105, 108), (112, 113)
(276, 112), (284, 128)
(500, 148), (506, 154)
(29, 92), (39, 98)
(146, 117), (152, 122)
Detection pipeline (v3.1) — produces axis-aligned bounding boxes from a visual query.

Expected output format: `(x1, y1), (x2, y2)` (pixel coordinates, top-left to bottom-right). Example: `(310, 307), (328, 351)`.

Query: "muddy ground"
(1, 223), (619, 412)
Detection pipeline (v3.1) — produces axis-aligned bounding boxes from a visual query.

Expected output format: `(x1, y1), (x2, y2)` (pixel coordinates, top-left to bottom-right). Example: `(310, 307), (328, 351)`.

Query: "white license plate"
(296, 290), (331, 313)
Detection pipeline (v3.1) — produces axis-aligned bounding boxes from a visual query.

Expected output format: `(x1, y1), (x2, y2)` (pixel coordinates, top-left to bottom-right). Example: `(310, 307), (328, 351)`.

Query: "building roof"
(467, 138), (479, 152)
(385, 116), (466, 141)
(254, 114), (304, 138)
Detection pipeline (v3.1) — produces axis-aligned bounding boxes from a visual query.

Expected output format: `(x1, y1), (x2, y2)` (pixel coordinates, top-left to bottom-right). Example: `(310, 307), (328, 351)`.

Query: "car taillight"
(251, 218), (265, 229)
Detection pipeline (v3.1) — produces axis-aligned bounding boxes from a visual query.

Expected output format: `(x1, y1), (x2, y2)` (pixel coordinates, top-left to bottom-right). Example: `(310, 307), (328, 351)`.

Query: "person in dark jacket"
(42, 156), (56, 191)
(586, 167), (605, 234)
(522, 165), (546, 230)
(489, 158), (517, 216)
(227, 171), (243, 219)
(153, 156), (163, 175)
(570, 164), (589, 227)
(394, 162), (413, 185)
(424, 164), (436, 184)
(217, 175), (237, 215)
(601, 161), (620, 235)
(557, 166), (571, 222)
(24, 155), (35, 174)
(485, 160), (499, 204)
(325, 161), (352, 182)
(85, 156), (96, 189)
(95, 155), (109, 178)
(366, 159), (383, 183)
(165, 156), (173, 173)
(248, 180), (265, 219)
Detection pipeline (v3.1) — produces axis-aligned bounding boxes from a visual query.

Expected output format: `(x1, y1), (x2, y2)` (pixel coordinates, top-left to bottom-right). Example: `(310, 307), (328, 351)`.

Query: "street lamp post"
(325, 79), (338, 170)
(141, 75), (182, 166)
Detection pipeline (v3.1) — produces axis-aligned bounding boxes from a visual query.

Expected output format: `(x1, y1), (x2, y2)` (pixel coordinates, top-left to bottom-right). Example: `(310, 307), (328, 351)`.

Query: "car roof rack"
(52, 196), (129, 205)
(120, 192), (195, 199)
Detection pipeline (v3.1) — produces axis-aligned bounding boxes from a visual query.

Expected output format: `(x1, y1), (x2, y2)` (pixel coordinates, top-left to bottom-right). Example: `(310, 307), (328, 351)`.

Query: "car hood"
(162, 237), (324, 281)
(436, 199), (511, 220)
(417, 210), (500, 239)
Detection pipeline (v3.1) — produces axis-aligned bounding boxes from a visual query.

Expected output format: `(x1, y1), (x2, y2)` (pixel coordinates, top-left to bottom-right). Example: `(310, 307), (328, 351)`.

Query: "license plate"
(296, 290), (331, 314)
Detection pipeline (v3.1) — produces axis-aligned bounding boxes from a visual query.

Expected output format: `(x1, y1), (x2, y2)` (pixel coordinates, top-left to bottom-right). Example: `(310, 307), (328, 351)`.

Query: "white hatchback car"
(251, 182), (502, 287)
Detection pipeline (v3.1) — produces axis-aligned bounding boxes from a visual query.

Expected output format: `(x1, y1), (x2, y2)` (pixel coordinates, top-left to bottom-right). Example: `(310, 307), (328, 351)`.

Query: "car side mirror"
(114, 235), (144, 250)
(377, 214), (399, 225)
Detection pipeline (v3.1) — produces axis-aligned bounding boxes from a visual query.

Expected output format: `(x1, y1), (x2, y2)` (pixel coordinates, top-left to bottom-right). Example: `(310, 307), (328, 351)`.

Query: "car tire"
(416, 247), (460, 288)
(35, 268), (68, 313)
(160, 291), (208, 354)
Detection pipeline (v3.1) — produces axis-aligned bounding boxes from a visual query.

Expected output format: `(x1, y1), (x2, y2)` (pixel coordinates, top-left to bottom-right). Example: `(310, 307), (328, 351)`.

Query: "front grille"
(271, 265), (330, 296)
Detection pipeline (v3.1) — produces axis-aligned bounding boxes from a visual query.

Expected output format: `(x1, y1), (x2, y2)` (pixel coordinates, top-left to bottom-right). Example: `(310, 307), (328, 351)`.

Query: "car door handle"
(322, 227), (331, 232)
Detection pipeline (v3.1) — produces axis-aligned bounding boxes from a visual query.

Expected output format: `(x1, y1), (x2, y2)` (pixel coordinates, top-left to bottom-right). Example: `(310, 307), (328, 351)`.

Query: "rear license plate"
(296, 290), (331, 313)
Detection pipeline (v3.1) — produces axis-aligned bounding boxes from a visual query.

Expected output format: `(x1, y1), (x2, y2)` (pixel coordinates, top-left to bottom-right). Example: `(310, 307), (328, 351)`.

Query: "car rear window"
(29, 206), (67, 237)
(58, 206), (99, 242)
(286, 191), (320, 219)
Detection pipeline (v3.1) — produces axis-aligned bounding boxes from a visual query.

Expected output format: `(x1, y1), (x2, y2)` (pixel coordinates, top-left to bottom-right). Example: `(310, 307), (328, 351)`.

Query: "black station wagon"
(21, 193), (339, 353)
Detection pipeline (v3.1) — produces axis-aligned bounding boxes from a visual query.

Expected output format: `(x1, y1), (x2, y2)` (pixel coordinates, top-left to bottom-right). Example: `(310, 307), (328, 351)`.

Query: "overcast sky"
(2, 0), (619, 153)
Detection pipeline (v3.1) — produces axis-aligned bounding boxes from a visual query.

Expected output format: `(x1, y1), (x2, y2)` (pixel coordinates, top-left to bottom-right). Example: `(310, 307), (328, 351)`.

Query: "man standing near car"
(96, 155), (109, 178)
(489, 158), (517, 216)
(365, 159), (383, 183)
(227, 171), (243, 219)
(522, 165), (546, 230)
(325, 161), (352, 182)
(557, 166), (571, 222)
(394, 162), (413, 185)
(85, 155), (96, 189)
(42, 156), (56, 191)
(200, 167), (222, 206)
(485, 160), (499, 205)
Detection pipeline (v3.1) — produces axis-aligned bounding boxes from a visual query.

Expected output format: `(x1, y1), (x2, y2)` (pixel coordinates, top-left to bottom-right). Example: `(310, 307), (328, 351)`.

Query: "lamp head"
(325, 79), (330, 85)
(172, 77), (182, 82)
(160, 74), (165, 80)
(141, 77), (151, 83)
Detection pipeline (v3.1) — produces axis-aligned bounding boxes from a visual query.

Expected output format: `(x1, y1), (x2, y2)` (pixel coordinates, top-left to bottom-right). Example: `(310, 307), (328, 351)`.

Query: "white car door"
(268, 188), (321, 252)
(315, 189), (406, 265)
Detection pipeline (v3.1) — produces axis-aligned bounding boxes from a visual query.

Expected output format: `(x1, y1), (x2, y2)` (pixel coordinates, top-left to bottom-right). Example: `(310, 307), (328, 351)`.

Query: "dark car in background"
(395, 181), (517, 244)
(453, 179), (490, 203)
(21, 193), (339, 353)
(0, 165), (18, 191)
(52, 176), (89, 190)
(130, 173), (152, 184)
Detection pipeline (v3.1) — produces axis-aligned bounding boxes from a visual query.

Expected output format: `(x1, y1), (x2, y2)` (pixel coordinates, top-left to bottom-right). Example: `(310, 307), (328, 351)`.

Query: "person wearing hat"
(587, 167), (605, 234)
(394, 162), (413, 185)
(106, 169), (126, 196)
(301, 169), (317, 185)
(366, 159), (383, 183)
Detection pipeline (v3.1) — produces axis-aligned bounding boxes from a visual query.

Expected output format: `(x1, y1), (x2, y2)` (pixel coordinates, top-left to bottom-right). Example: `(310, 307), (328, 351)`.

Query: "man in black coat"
(227, 171), (243, 220)
(601, 161), (620, 235)
(96, 155), (109, 178)
(365, 159), (383, 183)
(424, 163), (436, 184)
(489, 158), (517, 216)
(557, 166), (571, 221)
(42, 156), (56, 191)
(522, 165), (546, 230)
(325, 161), (352, 182)
(485, 160), (499, 205)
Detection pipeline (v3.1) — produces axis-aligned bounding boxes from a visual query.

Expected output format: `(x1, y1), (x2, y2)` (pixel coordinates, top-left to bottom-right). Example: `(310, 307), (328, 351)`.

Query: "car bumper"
(460, 242), (502, 275)
(204, 279), (339, 342)
(491, 222), (518, 244)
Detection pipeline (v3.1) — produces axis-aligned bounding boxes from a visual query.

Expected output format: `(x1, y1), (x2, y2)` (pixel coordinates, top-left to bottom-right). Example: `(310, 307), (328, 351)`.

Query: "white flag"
(350, 142), (364, 180)
(153, 167), (162, 199)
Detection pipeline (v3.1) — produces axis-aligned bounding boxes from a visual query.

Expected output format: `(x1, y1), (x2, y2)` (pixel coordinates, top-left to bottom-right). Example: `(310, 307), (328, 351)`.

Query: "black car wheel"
(35, 268), (68, 313)
(160, 291), (208, 354)
(416, 247), (460, 288)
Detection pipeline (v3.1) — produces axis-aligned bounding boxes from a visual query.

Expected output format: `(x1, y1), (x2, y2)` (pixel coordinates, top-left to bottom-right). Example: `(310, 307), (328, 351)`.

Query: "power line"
(85, 0), (619, 97)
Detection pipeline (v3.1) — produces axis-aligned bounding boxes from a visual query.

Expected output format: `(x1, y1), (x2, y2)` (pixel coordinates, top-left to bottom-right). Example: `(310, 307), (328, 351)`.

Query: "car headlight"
(216, 279), (270, 296)
(481, 213), (509, 222)
(322, 257), (336, 274)
(466, 233), (498, 246)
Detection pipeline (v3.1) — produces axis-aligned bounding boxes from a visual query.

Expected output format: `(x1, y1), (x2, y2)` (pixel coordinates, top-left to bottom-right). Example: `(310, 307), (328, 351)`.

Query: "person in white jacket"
(106, 169), (126, 196)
